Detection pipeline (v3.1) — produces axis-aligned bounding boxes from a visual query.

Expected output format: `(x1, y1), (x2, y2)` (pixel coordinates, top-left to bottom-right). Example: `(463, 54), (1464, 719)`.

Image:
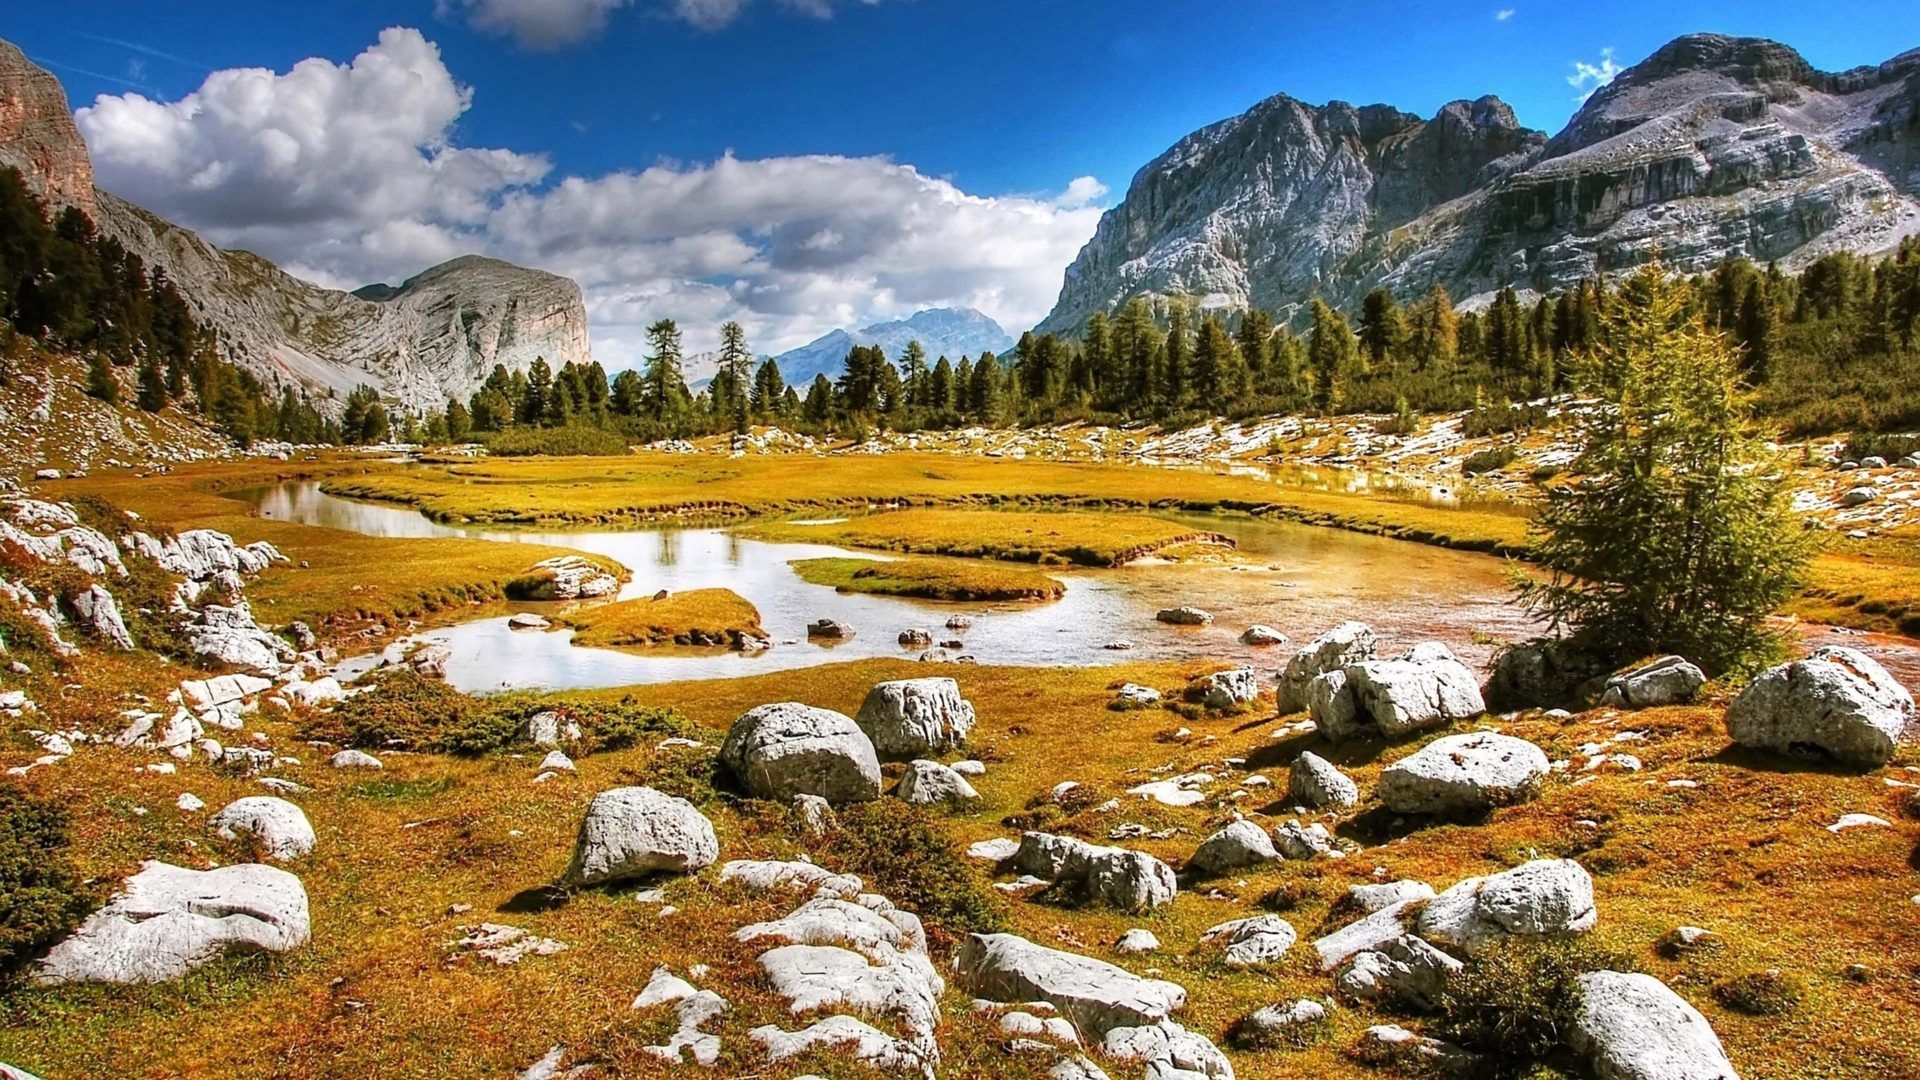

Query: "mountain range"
(0, 40), (589, 415)
(764, 308), (1015, 386)
(1038, 34), (1920, 333)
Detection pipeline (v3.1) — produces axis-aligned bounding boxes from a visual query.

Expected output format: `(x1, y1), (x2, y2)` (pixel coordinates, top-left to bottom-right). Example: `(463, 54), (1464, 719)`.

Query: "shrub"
(1436, 936), (1635, 1076)
(824, 800), (1007, 943)
(623, 746), (722, 806)
(303, 674), (696, 757)
(302, 669), (476, 751)
(1714, 969), (1803, 1015)
(1462, 445), (1517, 475)
(0, 787), (95, 978)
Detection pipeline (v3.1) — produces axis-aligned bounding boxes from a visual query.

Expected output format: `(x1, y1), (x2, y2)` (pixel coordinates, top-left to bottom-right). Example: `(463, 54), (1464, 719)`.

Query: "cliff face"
(0, 41), (590, 414)
(1039, 34), (1920, 332)
(0, 40), (94, 217)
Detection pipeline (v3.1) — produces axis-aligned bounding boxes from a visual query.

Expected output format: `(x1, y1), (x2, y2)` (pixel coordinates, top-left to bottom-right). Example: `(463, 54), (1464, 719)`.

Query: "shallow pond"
(244, 481), (1549, 692)
(242, 481), (1920, 693)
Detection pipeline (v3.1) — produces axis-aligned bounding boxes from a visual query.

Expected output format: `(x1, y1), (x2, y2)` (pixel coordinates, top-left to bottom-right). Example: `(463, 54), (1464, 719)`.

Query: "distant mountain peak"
(769, 307), (1015, 386)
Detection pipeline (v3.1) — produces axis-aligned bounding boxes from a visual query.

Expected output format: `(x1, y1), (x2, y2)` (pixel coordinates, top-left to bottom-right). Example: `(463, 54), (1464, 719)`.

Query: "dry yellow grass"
(789, 556), (1065, 601)
(560, 588), (763, 649)
(3, 649), (1915, 1079)
(39, 461), (625, 637)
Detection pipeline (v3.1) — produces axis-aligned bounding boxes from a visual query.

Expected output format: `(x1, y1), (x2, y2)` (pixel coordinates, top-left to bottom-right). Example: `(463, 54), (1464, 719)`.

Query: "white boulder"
(1726, 646), (1914, 766)
(854, 678), (976, 760)
(719, 702), (882, 804)
(559, 786), (719, 886)
(1378, 732), (1550, 815)
(211, 796), (315, 861)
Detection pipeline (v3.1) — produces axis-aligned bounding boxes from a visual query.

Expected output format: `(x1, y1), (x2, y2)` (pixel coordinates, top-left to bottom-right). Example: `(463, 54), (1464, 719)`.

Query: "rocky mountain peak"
(1039, 32), (1920, 336)
(0, 39), (95, 217)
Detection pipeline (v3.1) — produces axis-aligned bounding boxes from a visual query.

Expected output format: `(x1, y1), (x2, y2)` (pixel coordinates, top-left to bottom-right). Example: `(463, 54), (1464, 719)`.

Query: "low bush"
(824, 800), (1007, 944)
(0, 787), (95, 978)
(1436, 936), (1635, 1076)
(303, 673), (696, 757)
(1462, 445), (1518, 476)
(1714, 969), (1803, 1015)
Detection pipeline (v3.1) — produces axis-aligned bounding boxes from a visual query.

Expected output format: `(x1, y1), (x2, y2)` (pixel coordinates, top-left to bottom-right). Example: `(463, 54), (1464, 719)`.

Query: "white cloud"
(1568, 47), (1623, 102)
(1495, 8), (1515, 21)
(675, 0), (887, 31)
(76, 29), (1103, 366)
(439, 0), (633, 49)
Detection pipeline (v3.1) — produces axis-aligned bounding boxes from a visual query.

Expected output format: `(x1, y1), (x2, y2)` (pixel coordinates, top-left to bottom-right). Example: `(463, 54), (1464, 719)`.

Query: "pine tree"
(1358, 289), (1405, 371)
(85, 353), (117, 403)
(1517, 265), (1813, 673)
(1307, 299), (1354, 412)
(751, 358), (786, 417)
(136, 355), (167, 411)
(899, 341), (929, 410)
(641, 319), (690, 421)
(717, 320), (754, 432)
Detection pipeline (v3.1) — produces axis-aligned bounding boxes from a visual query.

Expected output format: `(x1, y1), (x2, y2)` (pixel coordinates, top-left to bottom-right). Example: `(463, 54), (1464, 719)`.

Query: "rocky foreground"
(2, 492), (1917, 1078)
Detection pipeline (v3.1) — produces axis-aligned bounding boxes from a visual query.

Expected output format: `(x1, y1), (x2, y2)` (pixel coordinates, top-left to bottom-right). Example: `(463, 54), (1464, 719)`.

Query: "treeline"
(411, 240), (1920, 446)
(0, 167), (344, 446)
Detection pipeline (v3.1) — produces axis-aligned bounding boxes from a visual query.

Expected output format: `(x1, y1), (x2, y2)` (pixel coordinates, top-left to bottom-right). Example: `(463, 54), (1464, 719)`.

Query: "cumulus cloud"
(1568, 47), (1623, 102)
(77, 28), (549, 286)
(439, 0), (633, 49)
(1494, 8), (1515, 21)
(76, 28), (1104, 365)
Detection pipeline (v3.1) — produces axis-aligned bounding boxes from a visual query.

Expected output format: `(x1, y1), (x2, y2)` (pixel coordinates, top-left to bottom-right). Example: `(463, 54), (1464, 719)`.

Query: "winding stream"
(240, 480), (1917, 693)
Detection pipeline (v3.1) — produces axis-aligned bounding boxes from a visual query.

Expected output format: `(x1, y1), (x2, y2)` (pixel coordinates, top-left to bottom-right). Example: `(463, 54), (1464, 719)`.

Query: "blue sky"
(5, 1), (1916, 362)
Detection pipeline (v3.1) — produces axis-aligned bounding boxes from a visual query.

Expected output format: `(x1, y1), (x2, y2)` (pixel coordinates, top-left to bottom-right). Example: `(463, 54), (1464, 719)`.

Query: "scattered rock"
(1600, 655), (1707, 708)
(719, 702), (883, 804)
(792, 793), (836, 839)
(1289, 750), (1359, 809)
(447, 923), (568, 966)
(1378, 732), (1550, 816)
(1114, 929), (1161, 955)
(559, 786), (719, 886)
(1355, 1024), (1482, 1073)
(1230, 999), (1329, 1048)
(1155, 606), (1213, 626)
(854, 677), (977, 760)
(1012, 832), (1177, 911)
(1278, 621), (1376, 712)
(1200, 914), (1298, 967)
(508, 612), (550, 630)
(1726, 646), (1914, 766)
(1416, 859), (1598, 956)
(330, 749), (382, 769)
(895, 759), (981, 805)
(1110, 683), (1161, 709)
(1272, 819), (1339, 860)
(1239, 625), (1288, 646)
(1337, 934), (1463, 1009)
(525, 711), (582, 750)
(1188, 819), (1279, 875)
(1329, 643), (1486, 740)
(967, 837), (1020, 862)
(1193, 666), (1261, 709)
(1570, 970), (1739, 1080)
(539, 749), (576, 773)
(32, 861), (310, 985)
(210, 796), (315, 861)
(807, 618), (853, 640)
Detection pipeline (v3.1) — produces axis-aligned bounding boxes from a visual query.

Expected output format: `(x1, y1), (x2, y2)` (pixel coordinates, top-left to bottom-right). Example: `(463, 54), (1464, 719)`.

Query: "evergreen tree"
(136, 355), (167, 412)
(85, 353), (117, 403)
(1358, 288), (1406, 371)
(1161, 302), (1191, 409)
(1307, 299), (1355, 412)
(716, 320), (754, 432)
(641, 319), (690, 422)
(445, 397), (472, 441)
(1517, 265), (1813, 672)
(751, 358), (786, 417)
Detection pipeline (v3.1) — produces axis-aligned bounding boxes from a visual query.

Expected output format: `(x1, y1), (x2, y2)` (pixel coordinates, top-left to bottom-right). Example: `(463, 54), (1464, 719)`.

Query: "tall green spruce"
(1516, 265), (1813, 673)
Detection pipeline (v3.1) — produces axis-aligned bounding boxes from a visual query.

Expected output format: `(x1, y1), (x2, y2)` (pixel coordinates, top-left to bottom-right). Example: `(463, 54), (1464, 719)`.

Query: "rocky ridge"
(0, 41), (591, 416)
(1039, 34), (1920, 332)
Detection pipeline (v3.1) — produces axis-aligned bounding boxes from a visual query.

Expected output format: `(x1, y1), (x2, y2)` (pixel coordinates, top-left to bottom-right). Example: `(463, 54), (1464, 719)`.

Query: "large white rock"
(1416, 859), (1597, 955)
(1200, 915), (1298, 967)
(1335, 644), (1486, 739)
(1378, 732), (1550, 815)
(1278, 621), (1376, 712)
(1336, 933), (1463, 1010)
(559, 786), (719, 886)
(895, 759), (980, 805)
(718, 859), (863, 899)
(854, 678), (977, 760)
(1289, 750), (1359, 809)
(1194, 667), (1261, 709)
(737, 896), (931, 964)
(1600, 655), (1707, 708)
(1013, 832), (1177, 911)
(719, 702), (882, 804)
(751, 1015), (934, 1079)
(1571, 971), (1740, 1080)
(33, 861), (310, 985)
(329, 749), (382, 769)
(954, 932), (1186, 1035)
(211, 796), (316, 861)
(1726, 646), (1914, 766)
(70, 584), (134, 649)
(188, 602), (295, 676)
(1188, 819), (1279, 875)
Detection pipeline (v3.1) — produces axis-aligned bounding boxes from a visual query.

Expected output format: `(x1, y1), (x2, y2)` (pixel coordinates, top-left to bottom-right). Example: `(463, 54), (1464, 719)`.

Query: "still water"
(243, 480), (1919, 694)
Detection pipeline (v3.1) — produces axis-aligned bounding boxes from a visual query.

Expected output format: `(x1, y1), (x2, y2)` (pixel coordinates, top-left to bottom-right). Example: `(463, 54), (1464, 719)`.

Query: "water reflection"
(243, 480), (1920, 695)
